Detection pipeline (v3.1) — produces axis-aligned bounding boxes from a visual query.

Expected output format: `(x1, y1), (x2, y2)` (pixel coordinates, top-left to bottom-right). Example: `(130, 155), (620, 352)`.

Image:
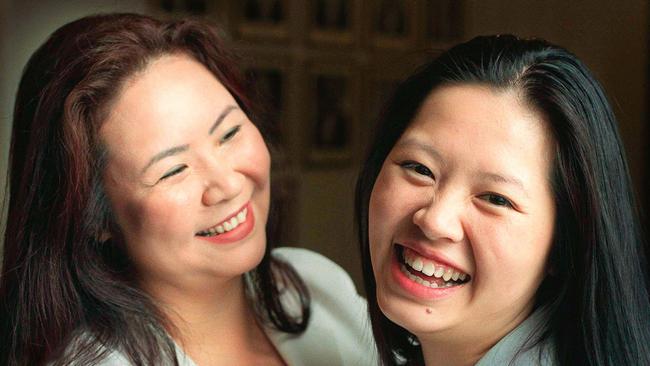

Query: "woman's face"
(369, 85), (556, 344)
(101, 54), (270, 291)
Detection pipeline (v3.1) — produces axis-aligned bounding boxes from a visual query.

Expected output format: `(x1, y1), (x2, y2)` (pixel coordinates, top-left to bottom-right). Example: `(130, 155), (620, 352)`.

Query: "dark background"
(1, 0), (648, 288)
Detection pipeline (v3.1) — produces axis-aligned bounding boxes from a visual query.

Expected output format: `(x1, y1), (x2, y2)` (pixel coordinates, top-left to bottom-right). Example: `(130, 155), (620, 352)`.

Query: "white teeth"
(199, 206), (249, 237)
(434, 266), (445, 278)
(442, 269), (453, 282)
(400, 264), (442, 289)
(452, 271), (460, 281)
(401, 247), (469, 284)
(422, 262), (435, 276)
(237, 210), (246, 223)
(412, 258), (423, 271)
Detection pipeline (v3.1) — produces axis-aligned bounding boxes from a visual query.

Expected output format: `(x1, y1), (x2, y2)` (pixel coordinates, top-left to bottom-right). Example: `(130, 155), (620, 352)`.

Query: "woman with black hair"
(0, 13), (374, 366)
(355, 34), (650, 365)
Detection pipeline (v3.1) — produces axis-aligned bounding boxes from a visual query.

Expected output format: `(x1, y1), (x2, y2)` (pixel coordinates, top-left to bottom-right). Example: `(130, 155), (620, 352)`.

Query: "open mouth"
(396, 244), (471, 288)
(196, 204), (249, 237)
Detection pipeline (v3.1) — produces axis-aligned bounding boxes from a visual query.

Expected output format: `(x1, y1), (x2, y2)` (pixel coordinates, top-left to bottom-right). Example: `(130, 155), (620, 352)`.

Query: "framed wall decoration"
(425, 0), (463, 45)
(158, 0), (208, 16)
(305, 63), (359, 165)
(308, 0), (360, 45)
(241, 53), (291, 149)
(369, 0), (417, 49)
(236, 0), (290, 40)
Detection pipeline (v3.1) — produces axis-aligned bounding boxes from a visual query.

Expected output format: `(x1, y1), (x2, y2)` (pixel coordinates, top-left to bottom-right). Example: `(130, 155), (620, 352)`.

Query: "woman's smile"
(390, 243), (470, 300)
(369, 84), (556, 339)
(196, 202), (256, 245)
(101, 54), (271, 286)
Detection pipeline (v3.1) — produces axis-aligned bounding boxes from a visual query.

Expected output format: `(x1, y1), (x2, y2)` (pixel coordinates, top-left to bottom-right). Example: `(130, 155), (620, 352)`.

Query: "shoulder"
(272, 247), (359, 300)
(48, 336), (132, 366)
(272, 246), (343, 271)
(270, 247), (377, 366)
(476, 307), (557, 366)
(52, 332), (194, 366)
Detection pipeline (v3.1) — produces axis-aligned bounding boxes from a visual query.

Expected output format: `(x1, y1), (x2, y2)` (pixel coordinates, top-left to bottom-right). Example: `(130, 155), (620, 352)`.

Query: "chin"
(376, 285), (457, 336)
(236, 235), (268, 274)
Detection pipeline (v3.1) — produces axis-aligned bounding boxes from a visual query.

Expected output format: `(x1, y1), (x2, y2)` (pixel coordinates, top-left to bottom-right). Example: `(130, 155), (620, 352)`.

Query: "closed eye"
(159, 164), (187, 181)
(220, 125), (241, 143)
(399, 161), (434, 178)
(478, 193), (513, 208)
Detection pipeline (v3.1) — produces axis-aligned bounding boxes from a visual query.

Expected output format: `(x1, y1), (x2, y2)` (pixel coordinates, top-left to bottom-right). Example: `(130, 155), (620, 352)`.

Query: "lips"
(196, 204), (249, 237)
(390, 244), (471, 299)
(399, 246), (470, 286)
(196, 202), (255, 245)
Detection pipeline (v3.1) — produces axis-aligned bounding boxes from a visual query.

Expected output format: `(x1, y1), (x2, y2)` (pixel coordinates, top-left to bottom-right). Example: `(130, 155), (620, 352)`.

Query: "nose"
(412, 192), (464, 243)
(201, 162), (244, 206)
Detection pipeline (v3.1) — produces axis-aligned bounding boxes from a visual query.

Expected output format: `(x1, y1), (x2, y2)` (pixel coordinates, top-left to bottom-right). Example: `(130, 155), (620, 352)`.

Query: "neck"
(144, 274), (282, 365)
(419, 306), (534, 366)
(420, 336), (489, 366)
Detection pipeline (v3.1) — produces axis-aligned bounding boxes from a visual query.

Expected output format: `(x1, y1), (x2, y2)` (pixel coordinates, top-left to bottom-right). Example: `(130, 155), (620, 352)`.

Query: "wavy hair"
(0, 13), (309, 366)
(355, 35), (650, 365)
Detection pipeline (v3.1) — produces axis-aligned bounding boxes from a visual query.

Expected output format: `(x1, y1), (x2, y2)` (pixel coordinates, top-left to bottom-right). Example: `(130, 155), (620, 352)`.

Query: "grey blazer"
(476, 306), (556, 366)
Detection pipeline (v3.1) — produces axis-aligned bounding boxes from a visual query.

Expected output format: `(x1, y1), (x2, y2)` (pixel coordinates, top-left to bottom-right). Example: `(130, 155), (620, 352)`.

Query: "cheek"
(368, 170), (393, 250)
(238, 129), (271, 187)
(368, 167), (423, 245)
(472, 216), (553, 293)
(116, 187), (196, 239)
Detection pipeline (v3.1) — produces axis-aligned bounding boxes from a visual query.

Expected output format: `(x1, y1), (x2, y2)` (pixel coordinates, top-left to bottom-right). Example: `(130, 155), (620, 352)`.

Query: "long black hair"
(0, 13), (309, 366)
(355, 35), (650, 365)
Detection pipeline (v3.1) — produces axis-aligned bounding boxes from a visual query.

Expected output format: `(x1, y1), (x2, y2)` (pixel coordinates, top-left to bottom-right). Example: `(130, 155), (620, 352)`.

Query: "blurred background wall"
(1, 0), (648, 290)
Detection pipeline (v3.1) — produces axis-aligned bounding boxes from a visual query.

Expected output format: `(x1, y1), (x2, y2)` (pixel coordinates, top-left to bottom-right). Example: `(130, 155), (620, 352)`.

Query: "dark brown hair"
(355, 35), (650, 365)
(1, 13), (309, 365)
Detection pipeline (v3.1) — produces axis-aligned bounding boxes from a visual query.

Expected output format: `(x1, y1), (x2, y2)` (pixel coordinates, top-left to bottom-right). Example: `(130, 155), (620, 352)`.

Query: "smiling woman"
(0, 13), (375, 366)
(355, 35), (650, 365)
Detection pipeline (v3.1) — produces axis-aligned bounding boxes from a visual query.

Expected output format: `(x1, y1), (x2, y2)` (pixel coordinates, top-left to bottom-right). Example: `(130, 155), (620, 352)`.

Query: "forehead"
(400, 84), (556, 179)
(406, 84), (553, 149)
(99, 54), (236, 168)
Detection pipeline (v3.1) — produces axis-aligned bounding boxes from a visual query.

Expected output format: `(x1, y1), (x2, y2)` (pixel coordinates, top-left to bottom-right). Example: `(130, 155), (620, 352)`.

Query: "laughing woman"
(355, 35), (650, 365)
(0, 13), (374, 366)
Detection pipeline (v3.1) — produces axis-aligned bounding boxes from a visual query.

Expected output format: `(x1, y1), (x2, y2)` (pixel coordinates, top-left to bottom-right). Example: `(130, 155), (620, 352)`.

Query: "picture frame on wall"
(369, 0), (417, 49)
(425, 0), (463, 45)
(158, 0), (208, 15)
(305, 64), (358, 165)
(308, 0), (359, 45)
(241, 54), (290, 146)
(237, 0), (289, 40)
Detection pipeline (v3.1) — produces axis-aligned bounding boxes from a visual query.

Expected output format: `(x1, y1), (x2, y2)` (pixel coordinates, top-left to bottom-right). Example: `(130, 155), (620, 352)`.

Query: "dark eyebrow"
(395, 137), (446, 165)
(141, 145), (189, 174)
(209, 105), (238, 134)
(477, 172), (529, 197)
(397, 137), (529, 197)
(140, 105), (239, 174)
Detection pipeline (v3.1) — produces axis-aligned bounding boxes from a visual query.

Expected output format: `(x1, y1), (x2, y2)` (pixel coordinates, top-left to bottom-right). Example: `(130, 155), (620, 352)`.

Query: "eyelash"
(157, 125), (241, 182)
(159, 164), (187, 181)
(478, 193), (513, 208)
(399, 161), (434, 178)
(398, 160), (514, 209)
(220, 125), (241, 143)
